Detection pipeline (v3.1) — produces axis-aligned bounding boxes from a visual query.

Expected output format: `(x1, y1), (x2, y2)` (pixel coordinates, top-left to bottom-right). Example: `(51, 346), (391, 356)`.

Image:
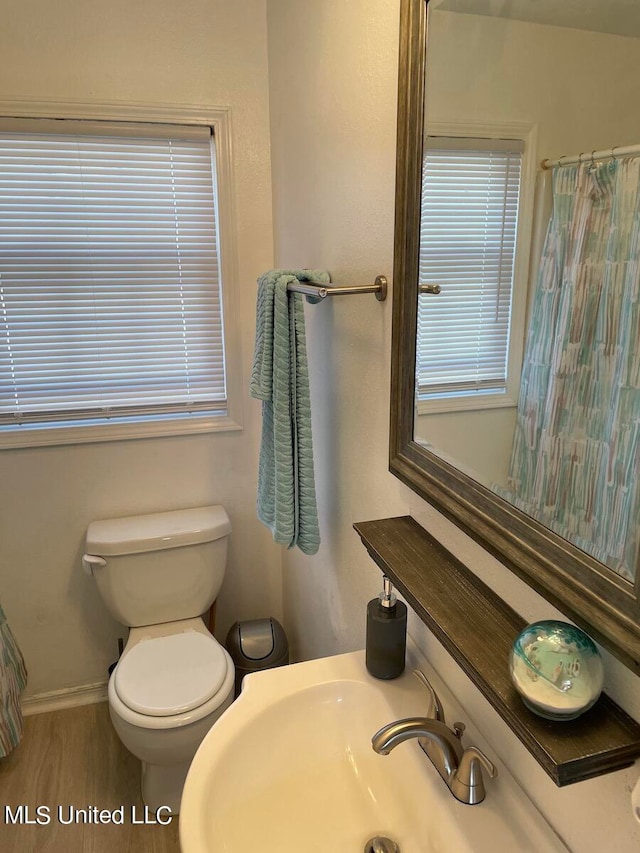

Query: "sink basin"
(180, 646), (567, 853)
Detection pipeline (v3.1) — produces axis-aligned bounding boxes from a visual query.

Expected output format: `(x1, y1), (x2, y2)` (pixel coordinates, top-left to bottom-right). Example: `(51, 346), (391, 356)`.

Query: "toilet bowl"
(83, 506), (235, 814)
(108, 617), (234, 813)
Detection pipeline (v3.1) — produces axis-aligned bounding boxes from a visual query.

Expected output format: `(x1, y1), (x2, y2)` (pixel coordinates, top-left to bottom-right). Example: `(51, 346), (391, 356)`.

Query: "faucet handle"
(413, 670), (445, 722)
(451, 745), (498, 805)
(463, 746), (497, 780)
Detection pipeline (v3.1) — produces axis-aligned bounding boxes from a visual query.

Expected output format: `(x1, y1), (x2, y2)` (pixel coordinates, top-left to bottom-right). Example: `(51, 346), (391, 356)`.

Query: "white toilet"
(83, 505), (235, 815)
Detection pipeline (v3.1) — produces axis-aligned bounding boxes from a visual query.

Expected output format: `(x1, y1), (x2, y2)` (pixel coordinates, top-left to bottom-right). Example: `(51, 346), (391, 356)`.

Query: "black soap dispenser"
(366, 575), (407, 679)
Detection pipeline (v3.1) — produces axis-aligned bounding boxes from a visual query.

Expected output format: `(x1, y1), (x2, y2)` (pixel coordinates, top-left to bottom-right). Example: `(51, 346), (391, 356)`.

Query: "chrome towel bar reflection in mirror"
(287, 274), (388, 301)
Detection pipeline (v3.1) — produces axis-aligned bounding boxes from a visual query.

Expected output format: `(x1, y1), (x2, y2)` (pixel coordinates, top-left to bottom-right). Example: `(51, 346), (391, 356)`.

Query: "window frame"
(416, 120), (537, 415)
(0, 100), (243, 449)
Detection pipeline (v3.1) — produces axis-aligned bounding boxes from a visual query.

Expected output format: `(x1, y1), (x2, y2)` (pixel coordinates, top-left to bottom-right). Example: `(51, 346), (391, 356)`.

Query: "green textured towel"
(250, 270), (328, 555)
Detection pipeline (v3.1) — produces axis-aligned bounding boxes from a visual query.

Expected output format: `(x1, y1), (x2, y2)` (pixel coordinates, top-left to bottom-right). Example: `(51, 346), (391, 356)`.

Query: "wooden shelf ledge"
(354, 515), (640, 786)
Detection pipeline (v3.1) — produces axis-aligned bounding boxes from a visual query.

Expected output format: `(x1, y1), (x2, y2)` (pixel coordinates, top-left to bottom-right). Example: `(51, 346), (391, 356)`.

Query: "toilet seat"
(114, 631), (228, 717)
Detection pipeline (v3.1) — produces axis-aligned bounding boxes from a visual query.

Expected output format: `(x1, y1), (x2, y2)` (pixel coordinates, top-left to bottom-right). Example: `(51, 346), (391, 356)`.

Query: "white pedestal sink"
(180, 645), (567, 853)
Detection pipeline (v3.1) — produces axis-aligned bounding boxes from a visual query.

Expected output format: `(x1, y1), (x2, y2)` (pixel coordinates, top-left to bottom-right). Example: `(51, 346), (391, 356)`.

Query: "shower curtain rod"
(542, 143), (640, 170)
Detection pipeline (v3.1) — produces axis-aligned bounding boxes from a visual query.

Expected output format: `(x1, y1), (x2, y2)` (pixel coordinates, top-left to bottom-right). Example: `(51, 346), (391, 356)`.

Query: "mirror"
(390, 0), (640, 669)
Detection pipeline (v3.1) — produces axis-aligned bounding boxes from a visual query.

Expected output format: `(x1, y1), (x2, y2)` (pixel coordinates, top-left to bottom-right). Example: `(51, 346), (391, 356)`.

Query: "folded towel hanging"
(0, 603), (27, 757)
(250, 270), (328, 555)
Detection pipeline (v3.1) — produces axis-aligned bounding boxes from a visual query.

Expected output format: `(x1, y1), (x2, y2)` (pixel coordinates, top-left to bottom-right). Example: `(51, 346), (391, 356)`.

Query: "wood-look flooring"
(0, 702), (180, 853)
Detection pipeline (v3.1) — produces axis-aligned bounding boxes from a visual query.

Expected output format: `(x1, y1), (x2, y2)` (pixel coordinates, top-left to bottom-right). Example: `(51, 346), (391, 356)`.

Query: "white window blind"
(0, 118), (226, 428)
(417, 136), (524, 400)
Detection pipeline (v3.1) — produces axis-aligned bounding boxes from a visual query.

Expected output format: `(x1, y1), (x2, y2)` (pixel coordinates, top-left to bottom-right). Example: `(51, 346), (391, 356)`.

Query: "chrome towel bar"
(287, 274), (388, 302)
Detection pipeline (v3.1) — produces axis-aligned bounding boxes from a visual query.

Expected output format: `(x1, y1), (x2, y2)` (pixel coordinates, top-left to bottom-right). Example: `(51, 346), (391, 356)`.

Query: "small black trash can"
(225, 617), (289, 696)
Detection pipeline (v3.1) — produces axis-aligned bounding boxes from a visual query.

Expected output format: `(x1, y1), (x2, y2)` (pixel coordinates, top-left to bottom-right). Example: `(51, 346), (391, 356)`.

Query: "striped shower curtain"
(505, 158), (640, 581)
(0, 603), (27, 756)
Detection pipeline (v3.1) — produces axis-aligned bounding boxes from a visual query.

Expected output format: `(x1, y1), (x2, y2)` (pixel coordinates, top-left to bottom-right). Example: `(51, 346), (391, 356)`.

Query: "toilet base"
(142, 759), (191, 815)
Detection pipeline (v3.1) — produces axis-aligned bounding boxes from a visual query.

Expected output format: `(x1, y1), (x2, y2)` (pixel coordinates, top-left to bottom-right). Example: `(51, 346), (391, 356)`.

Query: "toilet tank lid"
(85, 506), (231, 556)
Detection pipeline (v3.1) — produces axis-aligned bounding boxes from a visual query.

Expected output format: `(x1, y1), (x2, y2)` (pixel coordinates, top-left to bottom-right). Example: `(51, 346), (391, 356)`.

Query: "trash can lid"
(226, 618), (288, 662)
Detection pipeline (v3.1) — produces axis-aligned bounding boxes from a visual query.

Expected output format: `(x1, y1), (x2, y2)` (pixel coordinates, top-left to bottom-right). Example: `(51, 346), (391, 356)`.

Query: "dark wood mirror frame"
(389, 0), (640, 673)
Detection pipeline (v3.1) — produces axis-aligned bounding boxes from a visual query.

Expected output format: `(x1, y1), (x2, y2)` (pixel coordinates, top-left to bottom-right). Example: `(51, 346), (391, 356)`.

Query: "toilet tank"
(84, 506), (231, 628)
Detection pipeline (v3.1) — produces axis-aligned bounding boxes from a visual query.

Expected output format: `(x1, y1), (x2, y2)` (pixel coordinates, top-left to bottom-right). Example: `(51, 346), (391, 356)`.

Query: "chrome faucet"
(371, 670), (497, 805)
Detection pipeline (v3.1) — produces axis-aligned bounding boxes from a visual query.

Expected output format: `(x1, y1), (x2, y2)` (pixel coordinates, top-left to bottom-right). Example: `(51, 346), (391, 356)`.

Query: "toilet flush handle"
(82, 554), (107, 576)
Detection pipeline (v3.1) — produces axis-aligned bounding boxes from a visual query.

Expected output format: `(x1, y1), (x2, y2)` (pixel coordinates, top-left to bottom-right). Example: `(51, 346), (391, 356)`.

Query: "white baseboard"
(22, 681), (108, 716)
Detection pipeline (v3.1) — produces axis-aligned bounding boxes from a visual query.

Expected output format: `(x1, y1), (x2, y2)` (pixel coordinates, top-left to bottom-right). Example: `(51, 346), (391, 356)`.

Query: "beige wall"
(267, 1), (640, 849)
(267, 0), (407, 660)
(0, 0), (283, 698)
(427, 10), (640, 160)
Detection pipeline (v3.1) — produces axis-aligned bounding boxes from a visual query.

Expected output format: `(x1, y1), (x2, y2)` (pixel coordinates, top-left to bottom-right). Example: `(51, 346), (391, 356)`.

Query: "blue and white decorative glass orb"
(509, 620), (604, 721)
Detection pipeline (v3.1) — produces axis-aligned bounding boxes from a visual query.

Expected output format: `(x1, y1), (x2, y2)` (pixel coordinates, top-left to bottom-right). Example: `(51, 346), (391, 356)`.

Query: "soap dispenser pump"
(366, 575), (407, 679)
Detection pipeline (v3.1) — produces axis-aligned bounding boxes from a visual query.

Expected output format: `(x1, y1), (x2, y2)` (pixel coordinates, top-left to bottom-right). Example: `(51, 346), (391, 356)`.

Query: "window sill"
(416, 393), (517, 415)
(0, 413), (243, 450)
